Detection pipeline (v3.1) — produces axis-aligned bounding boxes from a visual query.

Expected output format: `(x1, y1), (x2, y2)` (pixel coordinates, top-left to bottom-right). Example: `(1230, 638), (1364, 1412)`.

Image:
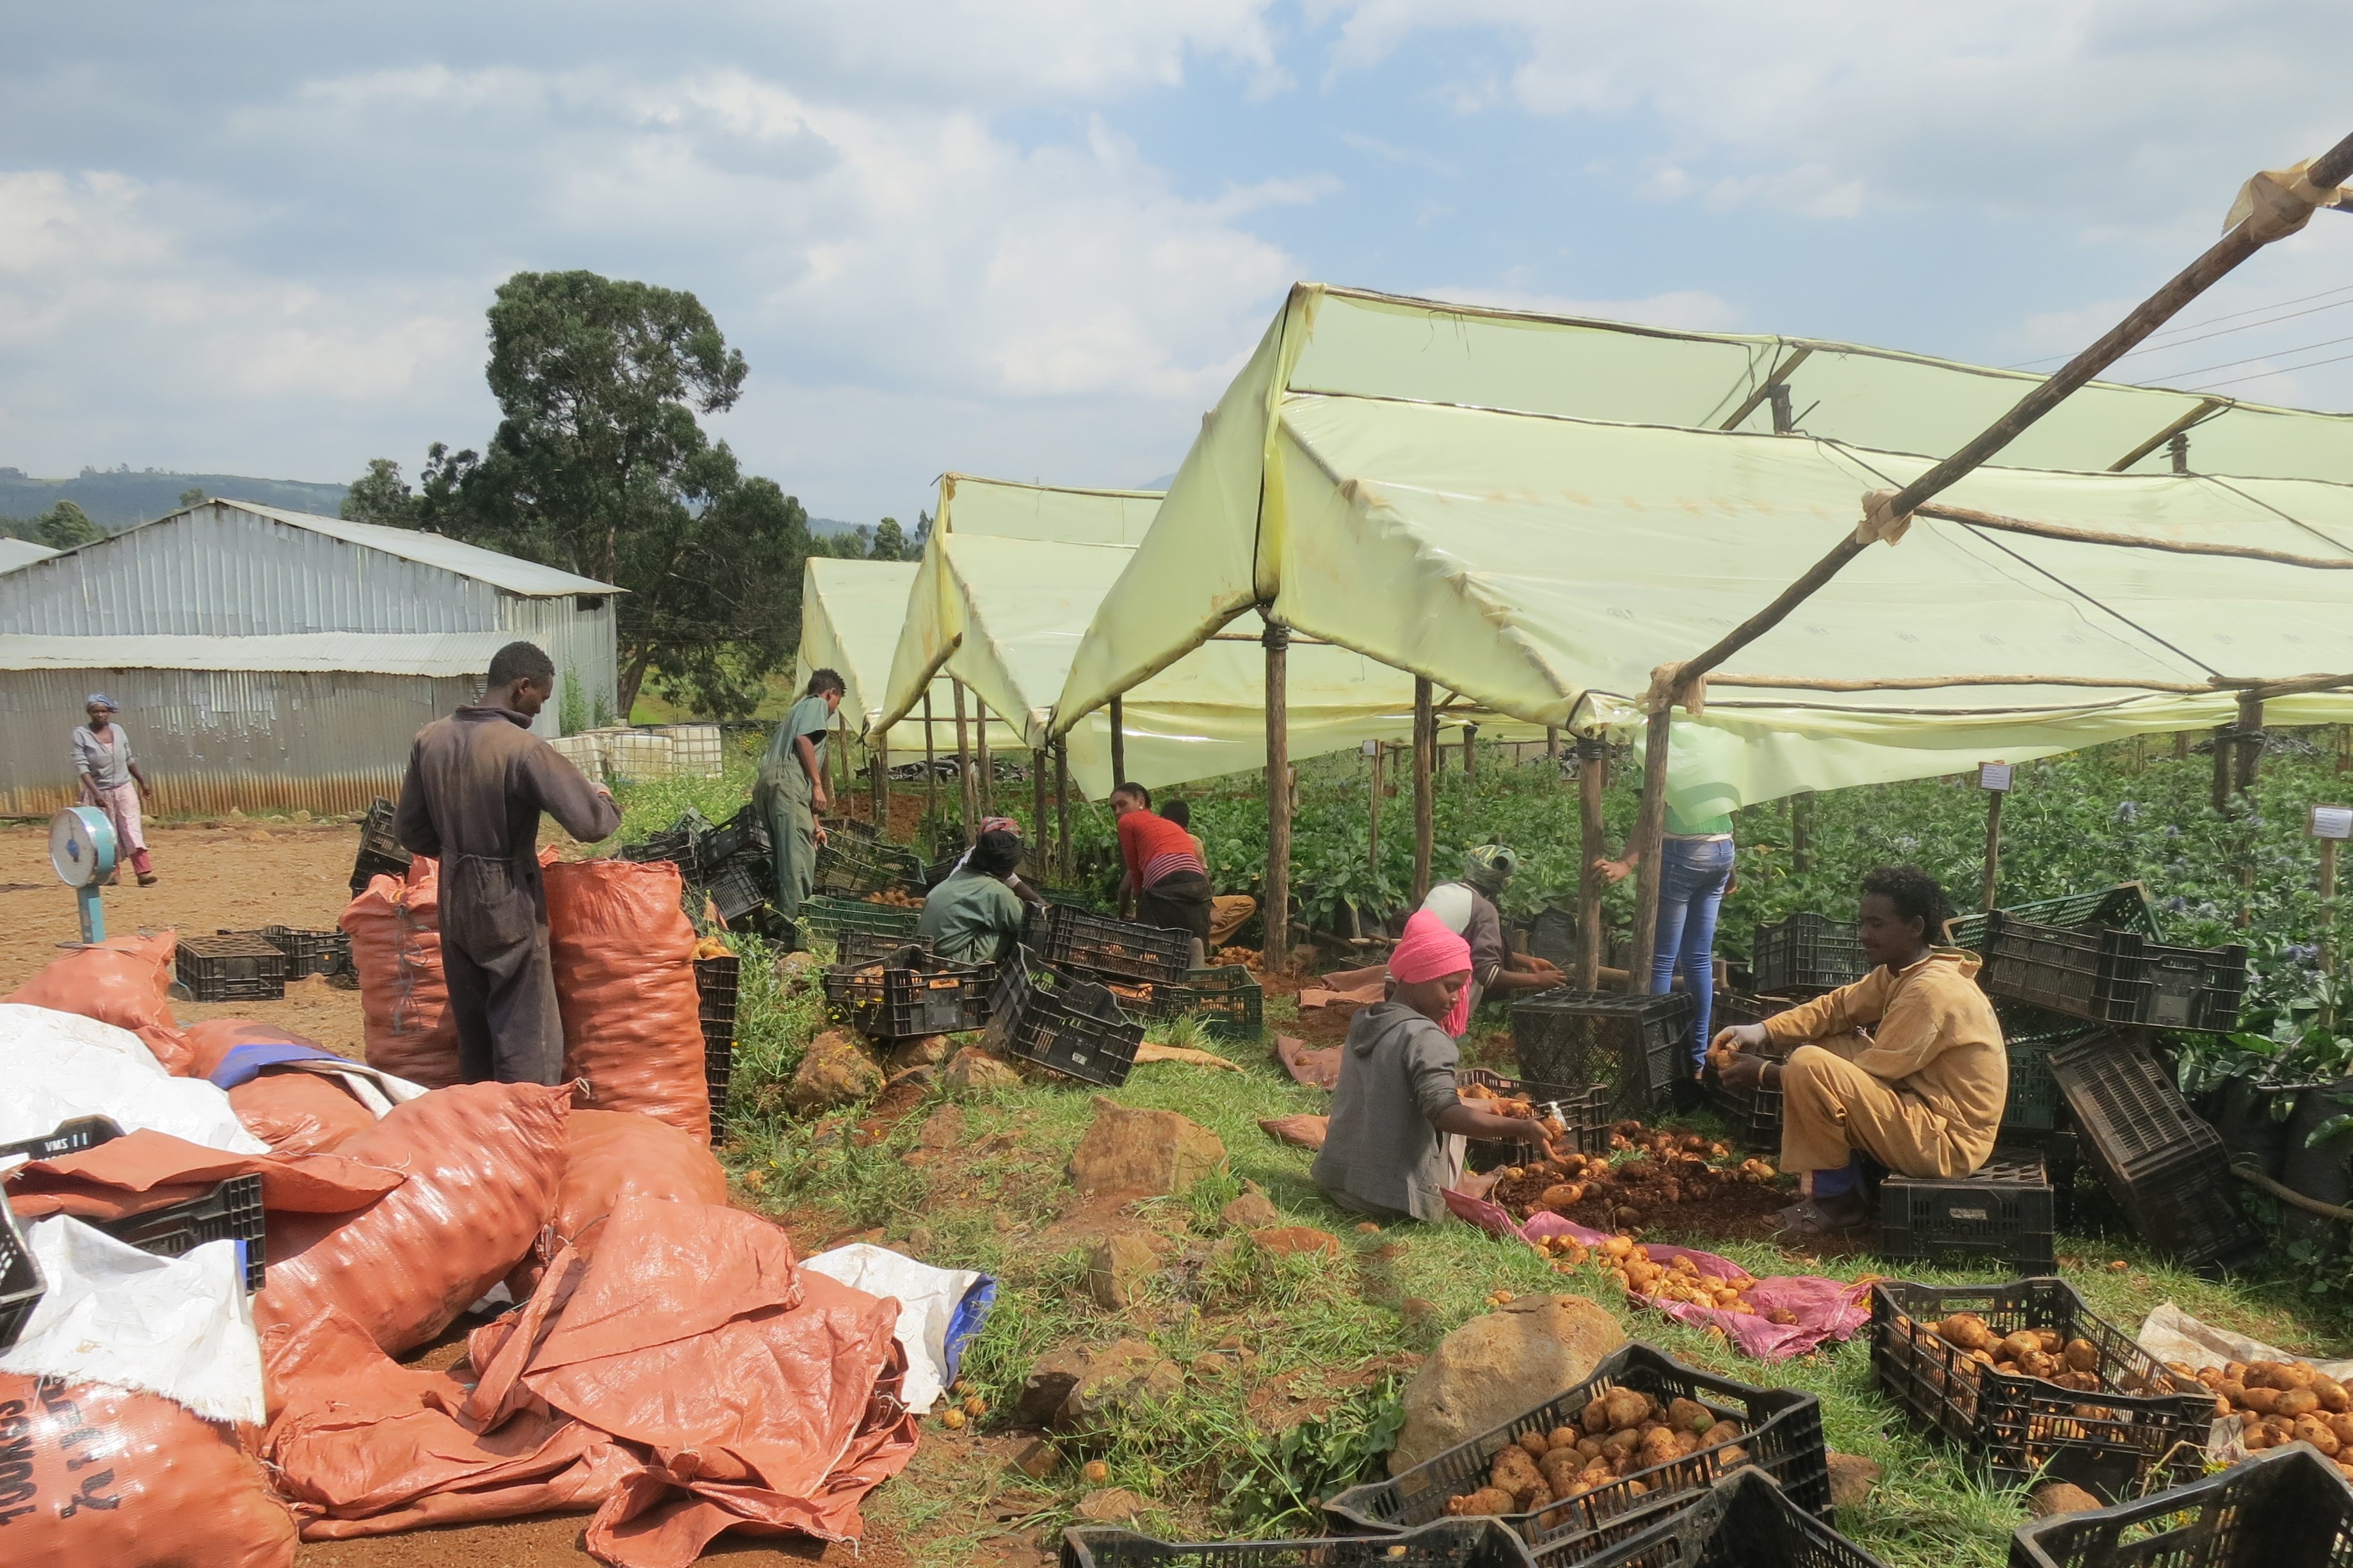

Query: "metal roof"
(0, 538), (58, 573)
(0, 631), (511, 676)
(139, 500), (624, 597)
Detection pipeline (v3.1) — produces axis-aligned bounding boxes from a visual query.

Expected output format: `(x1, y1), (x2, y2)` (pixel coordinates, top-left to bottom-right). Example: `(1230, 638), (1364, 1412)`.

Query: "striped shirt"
(1118, 809), (1206, 890)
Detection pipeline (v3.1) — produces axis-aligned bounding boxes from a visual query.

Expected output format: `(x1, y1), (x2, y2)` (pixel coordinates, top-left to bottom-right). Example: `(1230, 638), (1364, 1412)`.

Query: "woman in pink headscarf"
(1312, 911), (1564, 1224)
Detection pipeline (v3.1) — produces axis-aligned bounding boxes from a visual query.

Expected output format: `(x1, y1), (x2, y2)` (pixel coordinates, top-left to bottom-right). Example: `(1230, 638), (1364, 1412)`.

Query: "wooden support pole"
(2235, 692), (2265, 795)
(975, 697), (995, 818)
(1792, 790), (1815, 874)
(1031, 748), (1048, 874)
(1463, 722), (1478, 792)
(1980, 788), (2006, 912)
(1412, 678), (1435, 904)
(2322, 836), (2340, 987)
(2211, 723), (2235, 813)
(873, 724), (889, 835)
(1109, 694), (1126, 787)
(952, 681), (976, 844)
(2175, 730), (2192, 762)
(1577, 737), (1610, 990)
(1264, 620), (1292, 975)
(1626, 707), (1673, 989)
(1054, 740), (1072, 883)
(922, 692), (938, 831)
(1546, 726), (1561, 760)
(1666, 130), (2353, 709)
(2340, 724), (2352, 776)
(1367, 741), (1383, 876)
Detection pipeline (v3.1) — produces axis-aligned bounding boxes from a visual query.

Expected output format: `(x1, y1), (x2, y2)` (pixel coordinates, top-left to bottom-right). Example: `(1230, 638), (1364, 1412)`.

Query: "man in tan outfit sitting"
(1710, 865), (2006, 1240)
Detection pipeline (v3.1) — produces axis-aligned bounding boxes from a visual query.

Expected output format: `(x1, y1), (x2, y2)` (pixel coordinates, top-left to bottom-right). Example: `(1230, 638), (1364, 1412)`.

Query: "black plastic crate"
(0, 1199), (41, 1354)
(2007, 1444), (2353, 1568)
(175, 931), (289, 1002)
(349, 797), (410, 892)
(800, 895), (922, 945)
(1749, 914), (1868, 993)
(812, 833), (928, 899)
(1456, 1068), (1612, 1172)
(1147, 965), (1265, 1041)
(236, 924), (353, 980)
(705, 857), (770, 924)
(1993, 1001), (2089, 1139)
(1322, 1342), (1831, 1557)
(2139, 940), (2247, 1033)
(698, 804), (769, 868)
(984, 950), (1144, 1087)
(840, 931), (935, 967)
(824, 955), (994, 1040)
(1702, 995), (1799, 1149)
(95, 1174), (267, 1293)
(1064, 1520), (1537, 1568)
(693, 953), (739, 1140)
(0, 1115), (124, 1164)
(1982, 916), (2151, 1027)
(1944, 884), (2160, 953)
(1575, 1467), (1893, 1568)
(1868, 1277), (2215, 1501)
(1024, 904), (1193, 986)
(2048, 1034), (2260, 1267)
(1509, 990), (1696, 1119)
(1878, 1149), (2056, 1274)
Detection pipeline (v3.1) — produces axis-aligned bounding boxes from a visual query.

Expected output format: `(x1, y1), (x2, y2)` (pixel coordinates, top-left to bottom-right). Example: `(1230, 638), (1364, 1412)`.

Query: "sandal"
(1771, 1197), (1870, 1244)
(137, 872), (159, 887)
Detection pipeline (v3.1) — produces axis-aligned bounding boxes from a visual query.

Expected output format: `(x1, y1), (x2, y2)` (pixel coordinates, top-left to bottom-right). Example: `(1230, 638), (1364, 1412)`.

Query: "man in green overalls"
(754, 668), (844, 942)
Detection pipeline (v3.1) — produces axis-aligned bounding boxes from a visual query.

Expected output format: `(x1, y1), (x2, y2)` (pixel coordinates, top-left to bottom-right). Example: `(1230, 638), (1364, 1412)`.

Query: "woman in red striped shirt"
(1112, 781), (1212, 964)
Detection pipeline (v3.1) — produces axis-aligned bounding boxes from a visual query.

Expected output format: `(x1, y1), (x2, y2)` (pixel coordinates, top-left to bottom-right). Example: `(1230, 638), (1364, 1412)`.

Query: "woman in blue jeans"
(1596, 788), (1737, 1097)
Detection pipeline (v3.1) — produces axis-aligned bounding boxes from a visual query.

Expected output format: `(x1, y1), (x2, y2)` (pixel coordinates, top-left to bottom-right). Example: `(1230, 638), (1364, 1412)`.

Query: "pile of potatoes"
(1460, 1080), (1571, 1137)
(1445, 1389), (1748, 1518)
(1491, 1133), (1781, 1233)
(1931, 1313), (2124, 1395)
(2180, 1359), (2353, 1477)
(1528, 1233), (1803, 1327)
(862, 888), (924, 909)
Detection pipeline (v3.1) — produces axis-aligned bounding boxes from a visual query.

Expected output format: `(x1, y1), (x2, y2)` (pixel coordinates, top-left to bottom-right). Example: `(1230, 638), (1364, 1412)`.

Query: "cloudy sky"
(4, 2), (2350, 523)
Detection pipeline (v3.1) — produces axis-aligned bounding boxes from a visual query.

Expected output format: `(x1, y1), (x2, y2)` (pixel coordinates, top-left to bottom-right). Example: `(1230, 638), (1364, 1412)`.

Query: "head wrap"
(1390, 909), (1474, 1037)
(979, 816), (1021, 837)
(1462, 844), (1517, 896)
(1422, 883), (1476, 935)
(85, 693), (116, 712)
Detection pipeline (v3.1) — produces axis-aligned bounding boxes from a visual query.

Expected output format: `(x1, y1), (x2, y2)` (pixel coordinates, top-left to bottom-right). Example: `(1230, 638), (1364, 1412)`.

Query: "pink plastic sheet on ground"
(1443, 1188), (1870, 1361)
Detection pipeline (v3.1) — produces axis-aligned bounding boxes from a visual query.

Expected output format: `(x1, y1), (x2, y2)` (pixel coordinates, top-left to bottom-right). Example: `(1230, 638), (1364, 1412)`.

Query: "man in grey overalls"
(394, 641), (621, 1083)
(752, 668), (844, 943)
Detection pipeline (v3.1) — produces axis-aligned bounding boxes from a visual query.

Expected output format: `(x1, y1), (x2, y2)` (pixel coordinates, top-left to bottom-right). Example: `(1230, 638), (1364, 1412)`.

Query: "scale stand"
(49, 806), (118, 945)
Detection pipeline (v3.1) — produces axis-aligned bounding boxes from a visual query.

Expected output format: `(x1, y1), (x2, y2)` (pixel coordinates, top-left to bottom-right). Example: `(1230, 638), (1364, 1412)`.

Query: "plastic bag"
(340, 859), (460, 1089)
(803, 1242), (995, 1414)
(4, 931), (193, 1074)
(545, 860), (711, 1145)
(0, 1005), (266, 1156)
(558, 1110), (728, 1254)
(257, 1083), (569, 1357)
(0, 1221), (262, 1426)
(0, 1373), (297, 1567)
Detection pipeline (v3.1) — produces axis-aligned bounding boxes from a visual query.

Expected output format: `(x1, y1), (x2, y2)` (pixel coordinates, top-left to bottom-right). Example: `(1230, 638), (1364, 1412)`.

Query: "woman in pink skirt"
(72, 694), (156, 886)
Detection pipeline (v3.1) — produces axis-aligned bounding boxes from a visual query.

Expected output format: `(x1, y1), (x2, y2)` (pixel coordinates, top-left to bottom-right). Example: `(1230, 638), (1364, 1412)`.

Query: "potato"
(1449, 1487), (1518, 1516)
(2210, 1393), (2231, 1420)
(1518, 1430), (1551, 1459)
(2247, 1361), (2286, 1390)
(1539, 1183), (1586, 1210)
(2238, 1387), (2281, 1416)
(1998, 1331), (2045, 1364)
(2224, 1361), (2249, 1382)
(1666, 1397), (1714, 1436)
(1936, 1314), (1995, 1352)
(2219, 1380), (2249, 1408)
(1516, 1480), (1553, 1511)
(1603, 1389), (1655, 1430)
(2278, 1388), (2322, 1419)
(1491, 1446), (1540, 1491)
(2295, 1415), (2343, 1457)
(2062, 1340), (2100, 1375)
(1576, 1436), (1605, 1460)
(2019, 1351), (2063, 1382)
(2330, 1414), (2353, 1448)
(2035, 1329), (2063, 1354)
(2317, 1377), (2351, 1414)
(1581, 1397), (1613, 1434)
(1540, 1450), (1584, 1490)
(2279, 1362), (2318, 1389)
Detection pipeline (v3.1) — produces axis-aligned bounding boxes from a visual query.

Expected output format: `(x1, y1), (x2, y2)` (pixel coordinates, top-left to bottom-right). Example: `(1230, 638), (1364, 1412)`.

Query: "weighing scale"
(49, 805), (118, 944)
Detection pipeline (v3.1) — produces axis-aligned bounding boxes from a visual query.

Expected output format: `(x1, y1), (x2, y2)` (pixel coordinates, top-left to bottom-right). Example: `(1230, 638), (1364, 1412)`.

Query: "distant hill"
(0, 468), (353, 531)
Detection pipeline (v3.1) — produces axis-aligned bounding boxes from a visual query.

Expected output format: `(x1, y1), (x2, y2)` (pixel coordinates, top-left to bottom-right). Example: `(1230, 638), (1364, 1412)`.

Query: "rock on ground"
(945, 1045), (1023, 1093)
(784, 1029), (884, 1114)
(1219, 1190), (1280, 1229)
(1086, 1231), (1169, 1309)
(1018, 1339), (1185, 1430)
(1250, 1225), (1341, 1258)
(1388, 1295), (1627, 1475)
(1073, 1487), (1151, 1523)
(1068, 1097), (1224, 1197)
(1825, 1452), (1883, 1509)
(2027, 1482), (2105, 1517)
(888, 1033), (955, 1070)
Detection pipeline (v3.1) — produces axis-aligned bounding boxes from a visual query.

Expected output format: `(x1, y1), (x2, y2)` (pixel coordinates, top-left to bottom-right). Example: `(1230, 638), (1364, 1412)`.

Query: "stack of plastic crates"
(1876, 1148), (2056, 1274)
(1509, 990), (1695, 1119)
(693, 952), (739, 1140)
(1982, 915), (2246, 1034)
(1748, 913), (1868, 994)
(1023, 904), (1193, 987)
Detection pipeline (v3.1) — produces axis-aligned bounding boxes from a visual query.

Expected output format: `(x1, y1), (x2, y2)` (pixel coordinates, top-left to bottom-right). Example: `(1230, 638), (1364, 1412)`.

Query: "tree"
(911, 508), (934, 553)
(341, 458), (419, 527)
(420, 269), (817, 719)
(177, 486), (207, 508)
(35, 501), (100, 549)
(871, 516), (908, 561)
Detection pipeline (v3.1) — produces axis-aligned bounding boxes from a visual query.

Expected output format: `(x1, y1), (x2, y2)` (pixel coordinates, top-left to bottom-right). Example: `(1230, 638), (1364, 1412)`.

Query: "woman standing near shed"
(72, 694), (157, 886)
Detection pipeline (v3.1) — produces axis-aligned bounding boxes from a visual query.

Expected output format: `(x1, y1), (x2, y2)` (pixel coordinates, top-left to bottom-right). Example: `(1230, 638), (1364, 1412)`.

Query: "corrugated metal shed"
(0, 500), (623, 737)
(0, 538), (58, 574)
(0, 632), (510, 676)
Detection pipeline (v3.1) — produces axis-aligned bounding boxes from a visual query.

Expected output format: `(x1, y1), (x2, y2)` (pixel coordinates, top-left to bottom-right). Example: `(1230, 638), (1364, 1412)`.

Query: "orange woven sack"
(4, 931), (193, 1073)
(339, 859), (460, 1089)
(545, 860), (710, 1145)
(257, 1082), (569, 1357)
(0, 1373), (298, 1567)
(182, 1020), (374, 1155)
(558, 1110), (728, 1254)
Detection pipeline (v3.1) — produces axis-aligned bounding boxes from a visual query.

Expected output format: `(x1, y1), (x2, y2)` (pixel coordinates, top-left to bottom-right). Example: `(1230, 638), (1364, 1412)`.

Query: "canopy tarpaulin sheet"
(796, 557), (960, 742)
(875, 472), (1495, 797)
(1055, 387), (2353, 806)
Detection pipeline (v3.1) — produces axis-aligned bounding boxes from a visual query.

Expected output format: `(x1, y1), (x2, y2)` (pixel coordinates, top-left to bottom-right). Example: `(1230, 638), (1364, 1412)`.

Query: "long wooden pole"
(1792, 791), (1814, 874)
(1031, 748), (1048, 877)
(1264, 621), (1292, 974)
(1109, 694), (1126, 787)
(922, 691), (938, 835)
(1626, 707), (1673, 990)
(1577, 736), (1609, 990)
(1980, 788), (2006, 911)
(975, 697), (995, 818)
(1463, 722), (1478, 792)
(874, 724), (889, 835)
(2323, 836), (2341, 1022)
(952, 680), (976, 845)
(2235, 692), (2265, 795)
(1054, 740), (1072, 882)
(1367, 742), (1383, 877)
(1412, 677), (1434, 904)
(1667, 132), (2353, 707)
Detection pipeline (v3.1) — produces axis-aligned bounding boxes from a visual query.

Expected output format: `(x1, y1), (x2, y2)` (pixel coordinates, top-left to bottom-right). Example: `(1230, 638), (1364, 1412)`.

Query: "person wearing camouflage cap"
(1417, 844), (1562, 1037)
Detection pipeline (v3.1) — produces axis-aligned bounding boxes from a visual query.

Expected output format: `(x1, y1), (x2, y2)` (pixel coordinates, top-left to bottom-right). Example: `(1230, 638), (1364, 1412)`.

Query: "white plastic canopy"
(798, 557), (940, 736)
(1055, 379), (2353, 804)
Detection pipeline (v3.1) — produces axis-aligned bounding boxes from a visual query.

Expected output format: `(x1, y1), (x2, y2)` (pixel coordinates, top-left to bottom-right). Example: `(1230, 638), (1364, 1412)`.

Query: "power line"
(2004, 281), (2353, 369)
(2178, 347), (2353, 392)
(2107, 293), (2353, 360)
(2142, 330), (2353, 384)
